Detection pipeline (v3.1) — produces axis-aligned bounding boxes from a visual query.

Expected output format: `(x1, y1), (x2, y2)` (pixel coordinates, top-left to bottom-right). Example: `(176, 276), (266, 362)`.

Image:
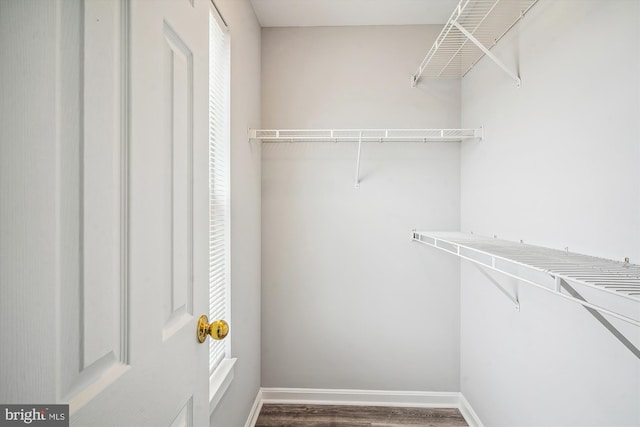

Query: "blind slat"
(209, 9), (230, 375)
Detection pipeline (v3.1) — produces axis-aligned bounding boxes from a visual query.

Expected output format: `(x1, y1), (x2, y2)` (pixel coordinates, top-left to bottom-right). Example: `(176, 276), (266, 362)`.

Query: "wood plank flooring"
(255, 404), (469, 427)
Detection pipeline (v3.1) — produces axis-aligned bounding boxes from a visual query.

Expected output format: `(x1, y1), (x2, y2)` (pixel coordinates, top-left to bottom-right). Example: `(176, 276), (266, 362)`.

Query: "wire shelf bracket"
(411, 0), (539, 88)
(411, 231), (640, 328)
(473, 263), (520, 311)
(354, 132), (363, 189)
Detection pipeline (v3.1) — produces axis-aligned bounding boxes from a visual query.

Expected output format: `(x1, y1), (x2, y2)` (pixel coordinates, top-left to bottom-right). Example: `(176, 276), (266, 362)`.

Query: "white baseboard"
(260, 387), (460, 408)
(245, 387), (483, 427)
(459, 393), (485, 427)
(243, 388), (263, 427)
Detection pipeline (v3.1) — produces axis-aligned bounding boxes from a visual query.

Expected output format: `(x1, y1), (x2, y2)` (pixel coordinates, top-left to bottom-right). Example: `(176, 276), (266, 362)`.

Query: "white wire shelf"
(411, 0), (539, 87)
(249, 128), (483, 143)
(412, 231), (640, 327)
(251, 128), (483, 188)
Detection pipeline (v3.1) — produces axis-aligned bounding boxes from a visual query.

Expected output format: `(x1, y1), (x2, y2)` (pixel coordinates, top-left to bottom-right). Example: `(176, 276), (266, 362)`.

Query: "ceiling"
(249, 0), (460, 27)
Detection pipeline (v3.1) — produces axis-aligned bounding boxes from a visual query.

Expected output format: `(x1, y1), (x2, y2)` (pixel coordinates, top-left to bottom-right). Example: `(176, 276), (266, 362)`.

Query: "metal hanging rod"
(411, 231), (640, 327)
(411, 0), (539, 88)
(249, 128), (484, 143)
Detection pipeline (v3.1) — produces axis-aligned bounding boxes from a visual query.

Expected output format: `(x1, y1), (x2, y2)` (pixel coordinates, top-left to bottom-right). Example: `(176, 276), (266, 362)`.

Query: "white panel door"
(68, 0), (212, 425)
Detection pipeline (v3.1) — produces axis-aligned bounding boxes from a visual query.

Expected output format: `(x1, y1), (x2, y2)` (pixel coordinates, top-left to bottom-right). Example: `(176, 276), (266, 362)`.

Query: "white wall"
(460, 1), (640, 425)
(209, 1), (263, 426)
(261, 25), (462, 391)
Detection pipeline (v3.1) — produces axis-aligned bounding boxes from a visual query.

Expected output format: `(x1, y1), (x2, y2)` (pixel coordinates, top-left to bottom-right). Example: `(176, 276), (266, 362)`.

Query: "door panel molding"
(162, 20), (195, 341)
(170, 396), (194, 427)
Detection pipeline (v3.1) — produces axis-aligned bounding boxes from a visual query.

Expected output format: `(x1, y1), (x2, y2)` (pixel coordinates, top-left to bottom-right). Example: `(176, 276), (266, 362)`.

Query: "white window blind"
(208, 7), (230, 374)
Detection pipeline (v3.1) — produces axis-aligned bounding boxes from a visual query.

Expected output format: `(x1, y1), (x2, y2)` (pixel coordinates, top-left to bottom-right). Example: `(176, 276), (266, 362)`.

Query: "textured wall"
(460, 1), (640, 425)
(261, 25), (462, 392)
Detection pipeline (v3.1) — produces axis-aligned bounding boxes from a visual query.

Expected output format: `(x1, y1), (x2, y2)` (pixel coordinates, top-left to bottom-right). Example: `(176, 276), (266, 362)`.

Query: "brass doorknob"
(197, 315), (229, 343)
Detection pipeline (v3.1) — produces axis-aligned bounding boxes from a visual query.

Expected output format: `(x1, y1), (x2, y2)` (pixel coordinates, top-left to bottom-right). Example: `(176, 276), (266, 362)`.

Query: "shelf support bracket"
(474, 264), (520, 311)
(558, 278), (640, 360)
(354, 131), (363, 189)
(451, 20), (522, 88)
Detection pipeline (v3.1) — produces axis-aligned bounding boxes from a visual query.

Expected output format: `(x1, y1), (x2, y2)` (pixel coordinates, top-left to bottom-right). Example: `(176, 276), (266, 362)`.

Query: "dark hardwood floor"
(255, 404), (469, 427)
